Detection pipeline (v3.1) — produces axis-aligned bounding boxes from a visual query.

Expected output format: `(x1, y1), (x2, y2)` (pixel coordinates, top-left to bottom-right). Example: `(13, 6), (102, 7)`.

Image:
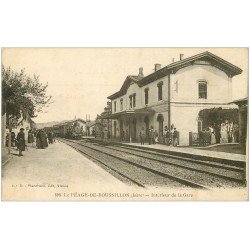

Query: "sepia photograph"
(1, 48), (248, 201)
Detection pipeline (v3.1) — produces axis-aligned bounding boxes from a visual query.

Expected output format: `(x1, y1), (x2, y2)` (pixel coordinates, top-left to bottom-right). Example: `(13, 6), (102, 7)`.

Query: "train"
(52, 119), (86, 139)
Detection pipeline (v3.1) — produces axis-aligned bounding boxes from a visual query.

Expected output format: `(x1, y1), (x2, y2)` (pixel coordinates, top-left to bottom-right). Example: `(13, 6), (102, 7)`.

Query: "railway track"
(104, 145), (245, 184)
(59, 138), (246, 189)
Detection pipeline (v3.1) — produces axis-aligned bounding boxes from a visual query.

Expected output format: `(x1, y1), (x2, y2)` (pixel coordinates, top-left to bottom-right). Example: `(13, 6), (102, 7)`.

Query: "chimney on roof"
(172, 58), (175, 63)
(138, 67), (144, 77)
(155, 64), (161, 72)
(180, 54), (184, 61)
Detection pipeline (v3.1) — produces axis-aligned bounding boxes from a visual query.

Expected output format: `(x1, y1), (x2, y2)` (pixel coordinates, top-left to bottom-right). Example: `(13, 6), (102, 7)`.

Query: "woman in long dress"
(209, 126), (216, 144)
(220, 123), (228, 143)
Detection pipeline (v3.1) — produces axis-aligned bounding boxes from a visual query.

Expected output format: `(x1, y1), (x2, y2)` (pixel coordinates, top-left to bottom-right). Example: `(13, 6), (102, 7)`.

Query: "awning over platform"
(101, 107), (155, 119)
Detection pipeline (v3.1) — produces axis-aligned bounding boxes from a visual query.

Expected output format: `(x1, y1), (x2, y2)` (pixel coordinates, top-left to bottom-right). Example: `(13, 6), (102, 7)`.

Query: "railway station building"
(107, 51), (243, 146)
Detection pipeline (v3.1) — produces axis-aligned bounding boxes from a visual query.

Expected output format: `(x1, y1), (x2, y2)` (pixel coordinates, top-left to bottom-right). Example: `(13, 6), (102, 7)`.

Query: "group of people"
(198, 123), (240, 146)
(35, 129), (54, 149)
(101, 129), (111, 142)
(6, 128), (55, 156)
(139, 126), (179, 146)
(198, 127), (216, 146)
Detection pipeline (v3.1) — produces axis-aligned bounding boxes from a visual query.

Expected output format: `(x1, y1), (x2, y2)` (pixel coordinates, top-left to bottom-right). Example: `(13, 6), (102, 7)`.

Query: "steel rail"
(113, 144), (245, 172)
(104, 145), (244, 184)
(61, 139), (210, 190)
(63, 140), (146, 188)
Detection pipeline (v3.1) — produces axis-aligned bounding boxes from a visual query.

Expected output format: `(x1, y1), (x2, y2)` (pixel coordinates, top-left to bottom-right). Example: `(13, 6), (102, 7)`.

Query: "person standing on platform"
(149, 127), (153, 145)
(165, 128), (170, 146)
(44, 130), (48, 148)
(152, 128), (156, 144)
(139, 127), (146, 145)
(11, 131), (16, 147)
(173, 128), (178, 147)
(36, 130), (42, 149)
(40, 129), (48, 148)
(163, 127), (167, 144)
(51, 131), (54, 143)
(28, 130), (34, 147)
(16, 128), (26, 156)
(154, 130), (158, 144)
(48, 131), (53, 144)
(104, 128), (108, 142)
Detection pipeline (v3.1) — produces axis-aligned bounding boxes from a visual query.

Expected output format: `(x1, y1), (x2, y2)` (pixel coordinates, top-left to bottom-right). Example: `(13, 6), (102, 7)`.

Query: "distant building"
(107, 51), (243, 145)
(53, 118), (86, 138)
(10, 111), (36, 141)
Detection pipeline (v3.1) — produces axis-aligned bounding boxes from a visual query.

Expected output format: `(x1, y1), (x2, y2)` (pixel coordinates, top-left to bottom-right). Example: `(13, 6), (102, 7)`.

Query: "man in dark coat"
(17, 128), (26, 156)
(41, 130), (48, 148)
(48, 131), (53, 144)
(36, 130), (42, 149)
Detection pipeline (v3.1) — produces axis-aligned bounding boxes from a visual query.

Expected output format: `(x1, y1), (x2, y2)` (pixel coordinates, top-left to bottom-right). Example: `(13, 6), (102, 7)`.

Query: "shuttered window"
(198, 81), (207, 99)
(120, 98), (123, 111)
(129, 94), (136, 108)
(157, 82), (163, 101)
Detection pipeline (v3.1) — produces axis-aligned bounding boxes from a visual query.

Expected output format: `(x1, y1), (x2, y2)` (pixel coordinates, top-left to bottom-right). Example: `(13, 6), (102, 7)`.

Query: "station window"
(120, 98), (123, 111)
(129, 95), (133, 108)
(133, 94), (136, 107)
(114, 101), (116, 112)
(198, 80), (207, 99)
(129, 94), (136, 108)
(157, 82), (163, 101)
(144, 88), (149, 105)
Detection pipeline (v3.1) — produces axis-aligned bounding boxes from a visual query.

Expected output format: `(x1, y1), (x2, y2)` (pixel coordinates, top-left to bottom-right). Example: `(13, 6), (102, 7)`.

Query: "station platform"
(121, 142), (246, 166)
(2, 140), (127, 201)
(85, 137), (246, 167)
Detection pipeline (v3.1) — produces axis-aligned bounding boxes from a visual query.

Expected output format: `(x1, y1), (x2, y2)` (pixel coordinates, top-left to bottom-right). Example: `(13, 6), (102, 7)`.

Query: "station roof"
(107, 75), (141, 100)
(107, 51), (243, 99)
(139, 51), (242, 87)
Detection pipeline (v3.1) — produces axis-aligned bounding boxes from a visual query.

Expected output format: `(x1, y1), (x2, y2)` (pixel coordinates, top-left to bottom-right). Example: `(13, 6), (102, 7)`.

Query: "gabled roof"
(139, 51), (242, 86)
(107, 51), (243, 99)
(107, 75), (140, 100)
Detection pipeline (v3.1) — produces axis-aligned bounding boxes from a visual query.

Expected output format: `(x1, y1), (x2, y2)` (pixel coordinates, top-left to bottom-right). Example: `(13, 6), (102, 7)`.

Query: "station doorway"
(157, 114), (164, 143)
(120, 119), (124, 140)
(144, 116), (149, 140)
(132, 118), (137, 141)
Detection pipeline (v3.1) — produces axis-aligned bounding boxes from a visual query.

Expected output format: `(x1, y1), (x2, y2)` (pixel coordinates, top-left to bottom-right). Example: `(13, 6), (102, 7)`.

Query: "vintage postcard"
(1, 48), (248, 201)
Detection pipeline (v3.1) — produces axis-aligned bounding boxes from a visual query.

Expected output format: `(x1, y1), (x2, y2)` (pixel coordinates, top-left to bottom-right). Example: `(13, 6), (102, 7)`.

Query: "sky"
(2, 48), (248, 123)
